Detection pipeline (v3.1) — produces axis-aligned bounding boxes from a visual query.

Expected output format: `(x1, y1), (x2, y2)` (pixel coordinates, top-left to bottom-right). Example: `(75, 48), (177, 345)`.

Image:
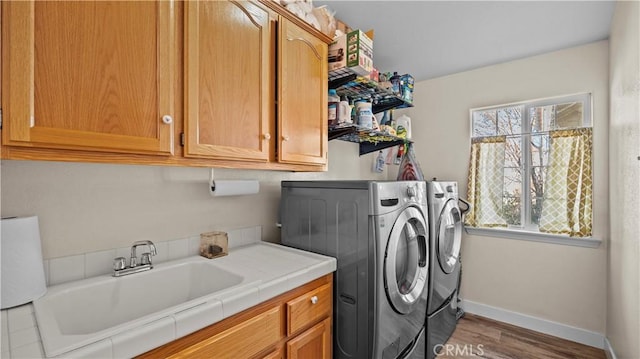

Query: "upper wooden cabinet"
(184, 1), (274, 162)
(184, 0), (328, 166)
(1, 0), (330, 170)
(277, 17), (328, 166)
(2, 1), (175, 155)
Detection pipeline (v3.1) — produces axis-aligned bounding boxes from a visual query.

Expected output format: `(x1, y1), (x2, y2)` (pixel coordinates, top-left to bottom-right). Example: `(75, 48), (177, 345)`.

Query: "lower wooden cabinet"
(137, 274), (333, 359)
(287, 283), (332, 335)
(166, 306), (282, 359)
(262, 347), (285, 359)
(287, 317), (331, 359)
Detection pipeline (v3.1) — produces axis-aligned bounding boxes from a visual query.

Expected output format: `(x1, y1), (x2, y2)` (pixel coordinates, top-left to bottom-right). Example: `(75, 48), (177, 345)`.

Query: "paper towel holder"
(1, 216), (48, 309)
(209, 168), (217, 192)
(208, 169), (260, 197)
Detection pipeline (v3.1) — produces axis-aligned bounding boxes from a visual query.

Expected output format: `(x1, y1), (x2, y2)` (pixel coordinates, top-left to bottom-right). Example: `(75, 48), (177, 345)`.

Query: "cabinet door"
(261, 347), (284, 359)
(287, 283), (332, 335)
(184, 0), (274, 162)
(278, 18), (328, 166)
(168, 306), (282, 359)
(2, 1), (174, 155)
(286, 317), (331, 359)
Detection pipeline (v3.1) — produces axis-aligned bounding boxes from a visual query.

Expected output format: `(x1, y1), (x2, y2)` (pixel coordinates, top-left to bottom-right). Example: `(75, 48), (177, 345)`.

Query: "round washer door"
(437, 199), (462, 274)
(384, 206), (429, 314)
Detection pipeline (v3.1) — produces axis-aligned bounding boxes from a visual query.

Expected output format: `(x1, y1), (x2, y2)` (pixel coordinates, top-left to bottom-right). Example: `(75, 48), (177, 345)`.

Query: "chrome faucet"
(130, 240), (157, 268)
(112, 240), (157, 277)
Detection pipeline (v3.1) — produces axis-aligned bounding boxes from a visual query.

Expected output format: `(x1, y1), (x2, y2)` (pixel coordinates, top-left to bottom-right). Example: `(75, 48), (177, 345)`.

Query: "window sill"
(464, 226), (602, 248)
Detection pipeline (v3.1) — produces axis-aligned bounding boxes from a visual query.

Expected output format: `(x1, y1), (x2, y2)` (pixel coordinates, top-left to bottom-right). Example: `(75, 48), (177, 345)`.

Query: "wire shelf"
(328, 68), (413, 114)
(328, 124), (408, 155)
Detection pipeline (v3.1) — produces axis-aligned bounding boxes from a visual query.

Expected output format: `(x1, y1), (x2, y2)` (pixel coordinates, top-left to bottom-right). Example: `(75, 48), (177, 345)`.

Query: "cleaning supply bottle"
(379, 110), (389, 126)
(337, 95), (352, 124)
(390, 72), (401, 95)
(350, 99), (357, 124)
(355, 101), (374, 129)
(395, 114), (412, 140)
(328, 89), (339, 126)
(374, 151), (385, 173)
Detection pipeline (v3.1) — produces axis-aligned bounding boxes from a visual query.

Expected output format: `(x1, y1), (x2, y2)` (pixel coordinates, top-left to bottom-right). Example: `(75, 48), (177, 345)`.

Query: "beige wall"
(608, 1), (640, 357)
(405, 41), (609, 334)
(0, 140), (387, 259)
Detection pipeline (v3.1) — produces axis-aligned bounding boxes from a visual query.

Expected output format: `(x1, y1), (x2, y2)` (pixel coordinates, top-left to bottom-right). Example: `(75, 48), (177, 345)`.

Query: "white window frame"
(466, 93), (601, 248)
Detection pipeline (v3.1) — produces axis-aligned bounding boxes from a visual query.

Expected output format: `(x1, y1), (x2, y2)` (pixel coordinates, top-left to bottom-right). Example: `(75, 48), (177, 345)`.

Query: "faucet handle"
(141, 252), (152, 266)
(113, 257), (126, 271)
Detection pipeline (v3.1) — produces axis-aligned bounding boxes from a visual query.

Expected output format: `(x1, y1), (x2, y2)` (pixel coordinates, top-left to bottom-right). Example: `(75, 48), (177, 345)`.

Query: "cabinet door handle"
(287, 37), (321, 60)
(310, 295), (318, 304)
(282, 136), (290, 142)
(263, 133), (271, 140)
(162, 115), (173, 124)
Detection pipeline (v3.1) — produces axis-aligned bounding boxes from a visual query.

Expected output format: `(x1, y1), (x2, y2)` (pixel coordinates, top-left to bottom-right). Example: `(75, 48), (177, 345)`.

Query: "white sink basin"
(32, 243), (337, 358)
(34, 257), (252, 357)
(47, 262), (242, 335)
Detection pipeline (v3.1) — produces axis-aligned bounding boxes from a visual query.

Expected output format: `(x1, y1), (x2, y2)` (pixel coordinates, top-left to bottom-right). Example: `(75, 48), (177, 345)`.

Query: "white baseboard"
(461, 299), (605, 349)
(604, 338), (618, 359)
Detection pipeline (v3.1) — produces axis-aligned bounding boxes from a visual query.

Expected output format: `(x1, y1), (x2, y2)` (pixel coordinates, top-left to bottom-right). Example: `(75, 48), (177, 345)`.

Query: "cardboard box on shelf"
(335, 18), (352, 35)
(328, 29), (373, 76)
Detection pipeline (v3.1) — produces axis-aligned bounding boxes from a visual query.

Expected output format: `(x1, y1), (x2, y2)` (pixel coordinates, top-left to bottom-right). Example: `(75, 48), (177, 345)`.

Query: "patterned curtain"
(466, 136), (508, 228)
(539, 128), (593, 237)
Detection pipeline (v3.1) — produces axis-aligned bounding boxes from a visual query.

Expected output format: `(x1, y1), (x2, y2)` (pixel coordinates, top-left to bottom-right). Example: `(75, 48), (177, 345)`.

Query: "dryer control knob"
(407, 186), (417, 198)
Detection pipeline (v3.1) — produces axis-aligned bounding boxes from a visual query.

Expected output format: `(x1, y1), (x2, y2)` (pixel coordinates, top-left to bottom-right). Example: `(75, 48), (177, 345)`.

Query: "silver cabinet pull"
(310, 295), (318, 304)
(282, 136), (290, 141)
(162, 115), (173, 124)
(263, 133), (271, 140)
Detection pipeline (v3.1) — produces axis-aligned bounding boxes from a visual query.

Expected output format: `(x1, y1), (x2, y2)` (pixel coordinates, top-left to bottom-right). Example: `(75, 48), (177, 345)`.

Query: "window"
(466, 93), (593, 240)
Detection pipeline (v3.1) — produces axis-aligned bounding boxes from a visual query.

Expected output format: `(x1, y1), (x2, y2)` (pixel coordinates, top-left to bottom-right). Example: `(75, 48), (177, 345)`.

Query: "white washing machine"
(280, 180), (429, 359)
(426, 181), (464, 359)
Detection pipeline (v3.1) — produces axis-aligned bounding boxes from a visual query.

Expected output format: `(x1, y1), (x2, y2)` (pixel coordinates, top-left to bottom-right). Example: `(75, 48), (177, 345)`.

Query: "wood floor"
(438, 314), (606, 359)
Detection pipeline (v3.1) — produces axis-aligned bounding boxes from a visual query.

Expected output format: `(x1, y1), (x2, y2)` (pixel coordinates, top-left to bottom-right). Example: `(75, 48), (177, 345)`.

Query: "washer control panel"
(407, 185), (417, 198)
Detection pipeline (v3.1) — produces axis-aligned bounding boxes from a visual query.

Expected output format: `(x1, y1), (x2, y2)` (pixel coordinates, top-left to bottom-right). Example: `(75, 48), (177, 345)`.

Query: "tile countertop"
(1, 243), (337, 359)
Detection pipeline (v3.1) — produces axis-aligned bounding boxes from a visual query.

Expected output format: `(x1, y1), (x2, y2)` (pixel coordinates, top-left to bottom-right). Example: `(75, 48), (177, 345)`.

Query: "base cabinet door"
(262, 347), (285, 359)
(286, 317), (331, 359)
(2, 1), (175, 155)
(166, 306), (282, 359)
